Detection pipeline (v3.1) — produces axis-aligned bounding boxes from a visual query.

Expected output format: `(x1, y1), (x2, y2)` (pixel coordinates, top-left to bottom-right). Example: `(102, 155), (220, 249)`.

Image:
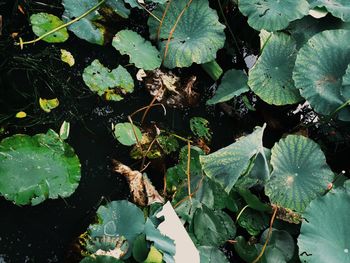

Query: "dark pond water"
(0, 1), (349, 262)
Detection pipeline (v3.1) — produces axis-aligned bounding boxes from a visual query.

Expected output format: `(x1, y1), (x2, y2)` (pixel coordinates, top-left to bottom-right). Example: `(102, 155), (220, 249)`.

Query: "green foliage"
(207, 69), (249, 105)
(237, 208), (269, 236)
(0, 130), (81, 205)
(83, 60), (134, 101)
(293, 29), (350, 121)
(238, 0), (310, 31)
(265, 135), (334, 212)
(113, 123), (142, 146)
(190, 117), (212, 142)
(148, 0), (226, 68)
(298, 190), (350, 263)
(30, 13), (68, 43)
(200, 125), (266, 193)
(157, 135), (179, 155)
(132, 234), (149, 262)
(198, 246), (229, 263)
(112, 30), (161, 70)
(248, 33), (302, 105)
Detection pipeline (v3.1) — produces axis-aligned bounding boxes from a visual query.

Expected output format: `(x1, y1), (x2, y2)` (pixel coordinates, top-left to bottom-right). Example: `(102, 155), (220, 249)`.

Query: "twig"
(162, 0), (193, 63)
(174, 176), (204, 208)
(141, 87), (164, 125)
(130, 103), (166, 118)
(127, 115), (143, 153)
(157, 0), (173, 40)
(138, 3), (161, 22)
(252, 206), (278, 263)
(186, 141), (192, 200)
(16, 0), (106, 48)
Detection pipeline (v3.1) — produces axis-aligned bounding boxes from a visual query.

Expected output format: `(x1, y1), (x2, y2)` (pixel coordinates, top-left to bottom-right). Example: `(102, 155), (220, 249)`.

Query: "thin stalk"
(16, 0), (106, 47)
(157, 0), (173, 40)
(235, 205), (249, 223)
(138, 3), (161, 22)
(186, 141), (192, 200)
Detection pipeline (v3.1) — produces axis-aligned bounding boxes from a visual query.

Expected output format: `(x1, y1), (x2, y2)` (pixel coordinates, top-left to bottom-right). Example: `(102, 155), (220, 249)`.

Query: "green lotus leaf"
(238, 0), (310, 31)
(83, 59), (134, 101)
(198, 246), (229, 263)
(237, 208), (269, 236)
(260, 229), (295, 262)
(308, 0), (350, 22)
(248, 33), (302, 105)
(265, 135), (334, 212)
(207, 69), (249, 105)
(88, 201), (145, 258)
(114, 123), (142, 146)
(132, 234), (149, 262)
(298, 190), (350, 263)
(112, 30), (161, 70)
(200, 125), (266, 193)
(341, 64), (350, 101)
(30, 13), (69, 43)
(192, 205), (236, 247)
(148, 0), (226, 68)
(234, 236), (258, 262)
(62, 0), (105, 45)
(287, 15), (348, 49)
(0, 129), (81, 205)
(293, 29), (350, 121)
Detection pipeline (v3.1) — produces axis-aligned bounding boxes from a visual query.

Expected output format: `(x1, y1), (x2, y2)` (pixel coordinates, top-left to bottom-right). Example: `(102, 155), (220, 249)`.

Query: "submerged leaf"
(238, 0), (310, 31)
(112, 30), (161, 70)
(200, 125), (266, 193)
(248, 33), (302, 105)
(148, 0), (226, 68)
(60, 49), (75, 67)
(293, 29), (350, 121)
(113, 123), (142, 146)
(0, 130), (81, 205)
(207, 69), (249, 105)
(265, 135), (334, 212)
(39, 98), (59, 113)
(30, 13), (68, 43)
(83, 59), (134, 101)
(298, 190), (350, 263)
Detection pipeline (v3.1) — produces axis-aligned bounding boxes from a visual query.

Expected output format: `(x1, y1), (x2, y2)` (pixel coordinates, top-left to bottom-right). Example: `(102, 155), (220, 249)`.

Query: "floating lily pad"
(207, 69), (249, 105)
(148, 0), (226, 68)
(30, 13), (69, 43)
(83, 59), (134, 101)
(60, 49), (75, 67)
(265, 135), (334, 212)
(114, 123), (142, 146)
(298, 190), (350, 263)
(238, 0), (310, 31)
(293, 29), (350, 121)
(112, 30), (161, 70)
(248, 33), (302, 105)
(62, 0), (105, 45)
(200, 125), (266, 193)
(0, 130), (81, 205)
(308, 0), (350, 22)
(39, 98), (59, 113)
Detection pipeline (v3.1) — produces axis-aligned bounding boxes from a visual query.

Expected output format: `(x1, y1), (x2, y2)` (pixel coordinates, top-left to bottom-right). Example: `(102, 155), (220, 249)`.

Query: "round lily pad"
(265, 135), (334, 212)
(293, 29), (350, 121)
(114, 123), (142, 146)
(308, 0), (350, 22)
(83, 59), (134, 101)
(248, 33), (302, 105)
(207, 69), (249, 105)
(0, 130), (81, 205)
(30, 13), (69, 43)
(148, 0), (226, 68)
(238, 0), (310, 31)
(298, 190), (350, 263)
(112, 30), (161, 70)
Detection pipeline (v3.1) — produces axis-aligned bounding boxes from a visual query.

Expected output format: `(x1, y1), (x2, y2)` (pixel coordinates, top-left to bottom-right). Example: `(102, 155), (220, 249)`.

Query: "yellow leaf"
(39, 98), (59, 113)
(60, 49), (75, 67)
(15, 111), (27, 118)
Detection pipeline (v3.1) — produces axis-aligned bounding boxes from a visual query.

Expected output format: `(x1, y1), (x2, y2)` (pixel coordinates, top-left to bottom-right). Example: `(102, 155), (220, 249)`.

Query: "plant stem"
(16, 0), (106, 47)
